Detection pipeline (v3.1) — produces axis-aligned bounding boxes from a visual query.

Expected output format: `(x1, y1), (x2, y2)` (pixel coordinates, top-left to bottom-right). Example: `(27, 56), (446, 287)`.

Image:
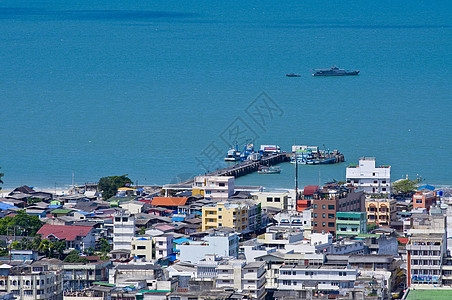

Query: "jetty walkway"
(177, 153), (290, 186)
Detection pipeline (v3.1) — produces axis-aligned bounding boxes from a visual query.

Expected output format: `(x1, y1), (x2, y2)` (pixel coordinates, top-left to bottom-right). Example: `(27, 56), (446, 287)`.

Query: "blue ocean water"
(0, 0), (451, 190)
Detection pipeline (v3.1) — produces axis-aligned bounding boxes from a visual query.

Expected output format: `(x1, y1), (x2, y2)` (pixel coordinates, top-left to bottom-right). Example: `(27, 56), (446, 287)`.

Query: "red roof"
(151, 197), (188, 206)
(37, 224), (93, 241)
(398, 238), (409, 244)
(303, 185), (320, 196)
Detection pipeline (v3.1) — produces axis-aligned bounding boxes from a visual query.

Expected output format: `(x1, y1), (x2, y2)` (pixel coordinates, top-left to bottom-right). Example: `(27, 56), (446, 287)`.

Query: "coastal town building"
(413, 186), (437, 211)
(177, 231), (239, 263)
(365, 198), (397, 227)
(192, 176), (235, 200)
(202, 202), (248, 232)
(296, 185), (319, 212)
(113, 212), (135, 250)
(0, 263), (63, 300)
(37, 224), (96, 250)
(254, 190), (289, 211)
(336, 212), (367, 238)
(346, 157), (391, 194)
(311, 183), (365, 236)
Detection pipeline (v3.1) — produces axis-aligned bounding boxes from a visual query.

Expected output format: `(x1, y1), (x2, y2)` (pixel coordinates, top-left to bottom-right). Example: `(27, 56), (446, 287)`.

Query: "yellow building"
(365, 198), (396, 227)
(131, 236), (153, 261)
(202, 202), (248, 232)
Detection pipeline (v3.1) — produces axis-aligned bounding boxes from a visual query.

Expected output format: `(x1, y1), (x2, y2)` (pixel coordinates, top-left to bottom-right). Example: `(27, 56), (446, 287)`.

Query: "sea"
(0, 0), (451, 191)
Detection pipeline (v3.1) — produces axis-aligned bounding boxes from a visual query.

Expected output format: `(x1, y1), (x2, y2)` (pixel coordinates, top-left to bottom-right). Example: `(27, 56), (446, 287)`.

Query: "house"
(120, 200), (147, 215)
(254, 191), (289, 211)
(37, 224), (96, 250)
(151, 197), (188, 211)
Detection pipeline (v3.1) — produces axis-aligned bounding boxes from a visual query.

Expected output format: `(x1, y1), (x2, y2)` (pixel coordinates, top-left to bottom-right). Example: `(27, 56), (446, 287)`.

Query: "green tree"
(98, 174), (133, 200)
(63, 250), (88, 263)
(98, 238), (111, 252)
(0, 211), (43, 237)
(392, 179), (420, 196)
(49, 240), (66, 259)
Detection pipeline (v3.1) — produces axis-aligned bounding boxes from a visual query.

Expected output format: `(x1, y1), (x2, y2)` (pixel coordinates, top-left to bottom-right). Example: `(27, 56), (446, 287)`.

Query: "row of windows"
(313, 204), (335, 210)
(0, 279), (51, 286)
(313, 222), (335, 227)
(411, 250), (440, 256)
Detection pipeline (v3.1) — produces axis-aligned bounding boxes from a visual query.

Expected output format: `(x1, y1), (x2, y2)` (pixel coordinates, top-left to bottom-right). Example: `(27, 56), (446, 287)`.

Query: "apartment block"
(113, 212), (135, 251)
(278, 265), (357, 291)
(336, 212), (367, 238)
(413, 188), (437, 211)
(312, 184), (365, 236)
(192, 176), (235, 200)
(202, 202), (248, 232)
(365, 198), (396, 227)
(346, 157), (391, 194)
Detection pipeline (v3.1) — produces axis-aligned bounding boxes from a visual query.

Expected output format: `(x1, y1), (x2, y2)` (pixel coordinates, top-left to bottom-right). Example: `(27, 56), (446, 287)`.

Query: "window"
(322, 222), (326, 226)
(314, 213), (317, 218)
(274, 197), (281, 202)
(267, 197), (273, 202)
(218, 215), (222, 219)
(314, 204), (317, 209)
(218, 208), (222, 211)
(205, 190), (211, 194)
(159, 250), (163, 255)
(328, 205), (335, 210)
(115, 217), (121, 222)
(373, 173), (376, 176)
(382, 180), (386, 184)
(219, 182), (225, 187)
(382, 188), (386, 191)
(322, 213), (326, 218)
(123, 217), (128, 222)
(328, 222), (335, 227)
(416, 199), (422, 204)
(219, 223), (222, 226)
(137, 246), (146, 250)
(322, 205), (326, 209)
(328, 214), (334, 219)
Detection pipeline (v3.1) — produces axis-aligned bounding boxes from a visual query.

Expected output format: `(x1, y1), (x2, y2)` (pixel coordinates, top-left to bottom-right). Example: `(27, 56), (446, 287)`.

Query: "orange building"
(412, 186), (437, 211)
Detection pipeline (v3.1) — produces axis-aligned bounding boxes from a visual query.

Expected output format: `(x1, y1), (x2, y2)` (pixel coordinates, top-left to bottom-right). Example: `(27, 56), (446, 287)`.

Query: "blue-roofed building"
(417, 184), (435, 191)
(0, 202), (15, 211)
(171, 216), (185, 222)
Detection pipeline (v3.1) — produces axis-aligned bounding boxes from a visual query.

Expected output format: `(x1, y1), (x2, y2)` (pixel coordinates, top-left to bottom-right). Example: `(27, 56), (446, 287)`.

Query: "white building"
(346, 157), (391, 194)
(0, 264), (63, 300)
(278, 265), (357, 291)
(192, 176), (235, 200)
(177, 231), (239, 263)
(113, 212), (135, 251)
(196, 256), (267, 300)
(254, 191), (289, 211)
(154, 234), (174, 260)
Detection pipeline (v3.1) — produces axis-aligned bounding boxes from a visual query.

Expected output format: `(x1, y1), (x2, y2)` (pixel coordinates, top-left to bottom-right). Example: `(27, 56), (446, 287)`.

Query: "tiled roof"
(37, 224), (93, 241)
(151, 197), (188, 206)
(303, 185), (320, 196)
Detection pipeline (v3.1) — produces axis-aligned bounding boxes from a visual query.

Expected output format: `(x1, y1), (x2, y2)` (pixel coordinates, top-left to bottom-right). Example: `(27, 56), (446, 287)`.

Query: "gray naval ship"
(312, 66), (359, 76)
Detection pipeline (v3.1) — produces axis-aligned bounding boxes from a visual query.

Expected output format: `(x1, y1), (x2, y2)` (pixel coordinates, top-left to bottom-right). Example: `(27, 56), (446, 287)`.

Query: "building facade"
(192, 176), (235, 200)
(312, 185), (365, 236)
(113, 212), (135, 251)
(346, 157), (391, 194)
(365, 198), (396, 227)
(336, 212), (367, 238)
(202, 202), (248, 232)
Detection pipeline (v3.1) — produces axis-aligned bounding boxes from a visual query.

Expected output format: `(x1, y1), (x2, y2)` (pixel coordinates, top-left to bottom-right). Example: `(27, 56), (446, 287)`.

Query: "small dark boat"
(286, 73), (301, 77)
(312, 66), (359, 76)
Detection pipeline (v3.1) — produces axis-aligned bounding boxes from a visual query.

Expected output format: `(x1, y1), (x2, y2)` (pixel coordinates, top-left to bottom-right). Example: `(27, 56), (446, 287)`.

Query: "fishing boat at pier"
(257, 166), (281, 174)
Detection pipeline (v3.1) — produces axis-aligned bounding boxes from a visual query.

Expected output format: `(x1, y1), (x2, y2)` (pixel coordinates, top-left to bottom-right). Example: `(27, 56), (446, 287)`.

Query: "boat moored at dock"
(257, 166), (281, 174)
